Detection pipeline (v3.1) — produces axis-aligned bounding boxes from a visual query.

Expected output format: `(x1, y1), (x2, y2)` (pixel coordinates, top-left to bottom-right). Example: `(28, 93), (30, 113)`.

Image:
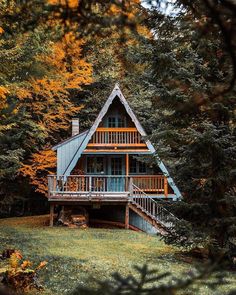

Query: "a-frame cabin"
(48, 84), (181, 233)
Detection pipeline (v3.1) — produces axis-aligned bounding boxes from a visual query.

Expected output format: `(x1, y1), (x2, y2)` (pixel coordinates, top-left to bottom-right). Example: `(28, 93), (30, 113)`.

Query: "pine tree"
(74, 0), (155, 131)
(144, 2), (236, 260)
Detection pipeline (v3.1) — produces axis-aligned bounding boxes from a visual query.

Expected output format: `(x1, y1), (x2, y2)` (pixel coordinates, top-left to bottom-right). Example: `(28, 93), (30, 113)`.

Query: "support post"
(164, 177), (168, 198)
(61, 205), (65, 222)
(49, 203), (54, 227)
(89, 176), (92, 192)
(125, 203), (129, 229)
(126, 154), (129, 191)
(126, 154), (129, 176)
(129, 177), (133, 196)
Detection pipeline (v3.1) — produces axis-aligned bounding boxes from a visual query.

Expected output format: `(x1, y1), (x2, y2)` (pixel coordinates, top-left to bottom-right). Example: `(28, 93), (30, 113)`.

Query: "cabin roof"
(62, 84), (155, 177)
(52, 83), (182, 199)
(52, 129), (89, 151)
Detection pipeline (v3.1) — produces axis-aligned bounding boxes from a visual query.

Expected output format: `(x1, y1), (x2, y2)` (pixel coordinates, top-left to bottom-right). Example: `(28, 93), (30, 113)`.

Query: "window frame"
(129, 156), (147, 175)
(86, 156), (105, 175)
(107, 116), (126, 128)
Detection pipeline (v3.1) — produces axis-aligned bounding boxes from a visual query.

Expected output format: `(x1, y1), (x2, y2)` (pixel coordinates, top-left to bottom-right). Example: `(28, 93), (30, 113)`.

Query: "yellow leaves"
(0, 86), (8, 99)
(9, 251), (22, 270)
(20, 150), (56, 195)
(6, 250), (48, 292)
(0, 27), (4, 34)
(110, 4), (120, 14)
(48, 0), (79, 8)
(36, 261), (47, 270)
(43, 44), (65, 68)
(0, 86), (8, 110)
(40, 33), (92, 92)
(137, 25), (152, 39)
(64, 31), (76, 43)
(20, 164), (34, 178)
(31, 78), (68, 97)
(9, 254), (19, 270)
(20, 150), (56, 177)
(21, 260), (32, 270)
(16, 87), (32, 100)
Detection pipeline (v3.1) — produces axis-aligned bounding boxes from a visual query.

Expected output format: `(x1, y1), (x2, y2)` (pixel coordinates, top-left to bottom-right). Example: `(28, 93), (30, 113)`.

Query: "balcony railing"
(48, 175), (169, 197)
(87, 128), (146, 147)
(132, 176), (168, 195)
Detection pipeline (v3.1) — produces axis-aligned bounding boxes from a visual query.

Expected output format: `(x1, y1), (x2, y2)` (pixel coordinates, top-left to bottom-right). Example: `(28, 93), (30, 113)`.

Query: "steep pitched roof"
(52, 129), (89, 151)
(53, 83), (181, 199)
(63, 83), (155, 177)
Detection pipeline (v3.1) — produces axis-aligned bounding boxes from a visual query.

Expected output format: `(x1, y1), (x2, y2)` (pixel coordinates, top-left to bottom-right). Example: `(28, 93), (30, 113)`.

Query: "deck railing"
(48, 175), (168, 196)
(87, 128), (146, 147)
(132, 176), (168, 196)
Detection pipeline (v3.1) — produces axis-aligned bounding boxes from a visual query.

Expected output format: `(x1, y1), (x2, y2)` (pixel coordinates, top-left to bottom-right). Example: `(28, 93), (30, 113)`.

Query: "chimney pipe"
(72, 118), (79, 136)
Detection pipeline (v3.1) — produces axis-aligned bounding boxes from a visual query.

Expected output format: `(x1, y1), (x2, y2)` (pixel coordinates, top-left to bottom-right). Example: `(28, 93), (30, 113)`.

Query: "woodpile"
(57, 207), (88, 228)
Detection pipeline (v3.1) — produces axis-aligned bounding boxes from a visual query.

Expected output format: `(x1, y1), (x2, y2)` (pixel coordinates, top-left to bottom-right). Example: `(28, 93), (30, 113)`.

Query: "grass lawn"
(0, 215), (235, 294)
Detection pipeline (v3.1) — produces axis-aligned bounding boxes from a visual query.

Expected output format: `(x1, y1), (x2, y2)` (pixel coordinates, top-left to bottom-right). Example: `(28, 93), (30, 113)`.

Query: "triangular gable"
(61, 83), (181, 199)
(52, 130), (89, 176)
(63, 84), (155, 177)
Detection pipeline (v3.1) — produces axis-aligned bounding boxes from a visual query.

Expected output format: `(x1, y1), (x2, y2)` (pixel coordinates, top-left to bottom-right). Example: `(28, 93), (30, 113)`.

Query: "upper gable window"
(108, 116), (126, 128)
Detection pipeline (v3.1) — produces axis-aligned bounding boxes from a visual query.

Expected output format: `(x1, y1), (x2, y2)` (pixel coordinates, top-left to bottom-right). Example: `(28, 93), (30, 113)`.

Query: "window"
(111, 157), (123, 175)
(139, 161), (147, 173)
(117, 117), (125, 127)
(108, 116), (126, 127)
(129, 157), (147, 174)
(130, 157), (137, 173)
(87, 157), (104, 174)
(108, 117), (116, 127)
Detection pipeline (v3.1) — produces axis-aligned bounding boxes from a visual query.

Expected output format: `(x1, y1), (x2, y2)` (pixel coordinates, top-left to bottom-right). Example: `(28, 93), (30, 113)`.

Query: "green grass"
(0, 215), (235, 294)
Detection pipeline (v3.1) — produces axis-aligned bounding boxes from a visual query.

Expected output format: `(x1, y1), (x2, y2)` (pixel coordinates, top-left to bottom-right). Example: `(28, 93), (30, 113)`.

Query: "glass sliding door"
(108, 156), (125, 192)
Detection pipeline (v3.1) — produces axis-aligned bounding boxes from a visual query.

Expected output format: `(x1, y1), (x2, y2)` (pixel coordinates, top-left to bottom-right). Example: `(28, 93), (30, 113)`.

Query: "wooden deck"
(48, 192), (129, 202)
(48, 175), (174, 202)
(48, 177), (177, 232)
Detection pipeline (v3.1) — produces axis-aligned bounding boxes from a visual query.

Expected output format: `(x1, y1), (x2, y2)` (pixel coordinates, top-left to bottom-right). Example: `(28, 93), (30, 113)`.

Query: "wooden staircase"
(129, 184), (177, 235)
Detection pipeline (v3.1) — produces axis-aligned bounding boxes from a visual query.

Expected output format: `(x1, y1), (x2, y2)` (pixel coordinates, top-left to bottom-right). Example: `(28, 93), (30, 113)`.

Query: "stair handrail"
(131, 183), (178, 227)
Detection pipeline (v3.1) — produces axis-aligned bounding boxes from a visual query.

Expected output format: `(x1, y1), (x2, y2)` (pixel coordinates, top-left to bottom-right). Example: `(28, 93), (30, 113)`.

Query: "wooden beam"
(164, 177), (168, 198)
(126, 154), (129, 176)
(84, 149), (150, 153)
(87, 143), (146, 147)
(49, 204), (54, 227)
(125, 204), (129, 229)
(96, 127), (137, 132)
(126, 154), (129, 191)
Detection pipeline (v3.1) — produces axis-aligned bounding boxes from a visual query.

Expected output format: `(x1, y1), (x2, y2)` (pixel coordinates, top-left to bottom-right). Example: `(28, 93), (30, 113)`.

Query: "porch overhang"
(83, 150), (153, 154)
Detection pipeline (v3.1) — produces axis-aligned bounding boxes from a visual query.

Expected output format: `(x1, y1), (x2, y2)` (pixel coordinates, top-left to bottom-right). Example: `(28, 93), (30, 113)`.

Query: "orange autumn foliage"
(48, 0), (79, 8)
(20, 150), (56, 195)
(15, 32), (92, 135)
(0, 86), (8, 110)
(44, 33), (92, 90)
(0, 1), (93, 200)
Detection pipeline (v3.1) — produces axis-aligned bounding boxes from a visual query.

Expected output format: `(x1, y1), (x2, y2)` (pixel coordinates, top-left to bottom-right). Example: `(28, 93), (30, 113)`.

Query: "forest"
(0, 0), (236, 294)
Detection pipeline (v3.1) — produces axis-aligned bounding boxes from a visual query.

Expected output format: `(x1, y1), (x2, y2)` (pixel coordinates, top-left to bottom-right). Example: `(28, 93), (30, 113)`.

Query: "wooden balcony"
(87, 128), (146, 148)
(48, 175), (170, 201)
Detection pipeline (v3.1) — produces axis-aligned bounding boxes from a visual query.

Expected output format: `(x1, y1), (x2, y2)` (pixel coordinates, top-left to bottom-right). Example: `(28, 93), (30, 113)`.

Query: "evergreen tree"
(72, 0), (155, 131)
(144, 2), (236, 260)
